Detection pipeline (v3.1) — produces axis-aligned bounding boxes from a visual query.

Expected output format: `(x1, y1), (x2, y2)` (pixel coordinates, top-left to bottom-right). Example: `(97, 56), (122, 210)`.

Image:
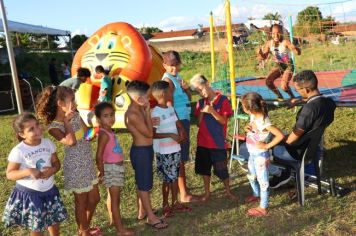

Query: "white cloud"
(332, 1), (356, 22)
(71, 28), (89, 37)
(157, 16), (207, 31)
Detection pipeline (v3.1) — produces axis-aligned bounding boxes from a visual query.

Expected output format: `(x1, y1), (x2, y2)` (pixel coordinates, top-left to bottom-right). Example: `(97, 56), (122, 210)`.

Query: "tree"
(70, 34), (88, 50)
(137, 27), (162, 35)
(263, 12), (282, 21)
(295, 6), (324, 36)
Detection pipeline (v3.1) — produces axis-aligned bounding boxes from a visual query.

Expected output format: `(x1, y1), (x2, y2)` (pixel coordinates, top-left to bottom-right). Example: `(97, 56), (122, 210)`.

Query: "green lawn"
(0, 41), (355, 235)
(0, 105), (355, 235)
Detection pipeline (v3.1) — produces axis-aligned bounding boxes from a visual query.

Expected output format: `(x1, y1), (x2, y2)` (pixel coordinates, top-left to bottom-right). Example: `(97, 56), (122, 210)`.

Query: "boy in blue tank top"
(162, 50), (199, 203)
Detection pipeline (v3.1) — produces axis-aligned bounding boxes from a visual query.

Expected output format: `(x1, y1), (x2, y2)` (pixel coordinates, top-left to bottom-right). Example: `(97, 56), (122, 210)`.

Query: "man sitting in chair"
(269, 70), (336, 188)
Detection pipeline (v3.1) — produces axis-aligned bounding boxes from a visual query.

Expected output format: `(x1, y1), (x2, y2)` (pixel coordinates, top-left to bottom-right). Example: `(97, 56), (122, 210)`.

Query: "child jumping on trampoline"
(258, 24), (301, 101)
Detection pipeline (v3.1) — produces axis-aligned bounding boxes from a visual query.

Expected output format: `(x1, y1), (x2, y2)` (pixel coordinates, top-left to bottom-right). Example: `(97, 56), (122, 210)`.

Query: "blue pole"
(288, 15), (296, 74)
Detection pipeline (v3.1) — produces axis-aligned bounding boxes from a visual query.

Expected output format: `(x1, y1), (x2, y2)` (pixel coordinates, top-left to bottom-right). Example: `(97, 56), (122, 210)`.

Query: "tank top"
(100, 128), (124, 163)
(270, 40), (291, 64)
(162, 72), (191, 120)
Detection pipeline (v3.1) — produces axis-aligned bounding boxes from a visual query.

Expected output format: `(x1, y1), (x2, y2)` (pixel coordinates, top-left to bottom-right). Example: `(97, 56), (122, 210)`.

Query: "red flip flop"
(247, 207), (268, 217)
(245, 195), (260, 204)
(89, 227), (103, 236)
(172, 203), (192, 213)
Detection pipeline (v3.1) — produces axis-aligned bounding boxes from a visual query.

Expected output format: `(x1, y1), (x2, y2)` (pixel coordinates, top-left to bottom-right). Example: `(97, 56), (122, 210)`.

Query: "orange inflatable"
(71, 22), (164, 128)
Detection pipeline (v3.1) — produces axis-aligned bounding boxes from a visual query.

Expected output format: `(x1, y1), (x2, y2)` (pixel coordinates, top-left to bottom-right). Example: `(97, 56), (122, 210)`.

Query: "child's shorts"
(156, 151), (181, 183)
(130, 145), (154, 191)
(195, 146), (229, 180)
(103, 163), (125, 188)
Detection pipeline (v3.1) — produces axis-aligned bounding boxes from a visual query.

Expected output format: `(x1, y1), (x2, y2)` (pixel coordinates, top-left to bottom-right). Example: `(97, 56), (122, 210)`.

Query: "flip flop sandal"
(245, 195), (260, 204)
(146, 219), (168, 230)
(137, 209), (159, 220)
(247, 207), (268, 217)
(89, 227), (103, 236)
(163, 207), (175, 218)
(173, 204), (192, 213)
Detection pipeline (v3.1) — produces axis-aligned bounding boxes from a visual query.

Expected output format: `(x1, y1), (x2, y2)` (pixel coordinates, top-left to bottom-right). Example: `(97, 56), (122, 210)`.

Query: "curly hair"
(242, 92), (268, 119)
(36, 86), (74, 125)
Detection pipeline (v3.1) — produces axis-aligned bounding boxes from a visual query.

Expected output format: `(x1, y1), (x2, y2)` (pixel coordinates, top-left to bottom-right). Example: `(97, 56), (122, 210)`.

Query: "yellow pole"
(209, 11), (215, 82)
(225, 0), (236, 110)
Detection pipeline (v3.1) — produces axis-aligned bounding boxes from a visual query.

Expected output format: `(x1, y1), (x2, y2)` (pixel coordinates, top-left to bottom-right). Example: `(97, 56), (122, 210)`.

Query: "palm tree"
(263, 12), (282, 21)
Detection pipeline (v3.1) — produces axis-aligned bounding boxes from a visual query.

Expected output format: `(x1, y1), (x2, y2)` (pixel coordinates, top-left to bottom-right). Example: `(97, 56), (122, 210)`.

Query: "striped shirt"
(151, 106), (181, 154)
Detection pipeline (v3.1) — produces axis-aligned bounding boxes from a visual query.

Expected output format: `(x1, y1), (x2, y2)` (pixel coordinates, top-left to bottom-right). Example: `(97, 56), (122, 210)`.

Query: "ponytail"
(36, 85), (74, 125)
(241, 92), (268, 119)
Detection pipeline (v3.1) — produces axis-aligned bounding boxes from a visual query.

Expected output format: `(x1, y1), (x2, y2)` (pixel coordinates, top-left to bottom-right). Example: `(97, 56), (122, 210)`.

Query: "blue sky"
(2, 0), (355, 36)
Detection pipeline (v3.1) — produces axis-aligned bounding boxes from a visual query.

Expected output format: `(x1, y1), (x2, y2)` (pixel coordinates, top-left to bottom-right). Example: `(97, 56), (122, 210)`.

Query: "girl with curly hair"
(36, 86), (100, 236)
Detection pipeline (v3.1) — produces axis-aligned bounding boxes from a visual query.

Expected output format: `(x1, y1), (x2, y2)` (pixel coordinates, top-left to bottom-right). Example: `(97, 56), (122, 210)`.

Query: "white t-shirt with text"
(8, 138), (56, 192)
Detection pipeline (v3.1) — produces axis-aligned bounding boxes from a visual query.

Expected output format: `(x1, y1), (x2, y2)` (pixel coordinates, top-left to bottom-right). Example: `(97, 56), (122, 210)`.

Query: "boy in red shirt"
(190, 74), (238, 202)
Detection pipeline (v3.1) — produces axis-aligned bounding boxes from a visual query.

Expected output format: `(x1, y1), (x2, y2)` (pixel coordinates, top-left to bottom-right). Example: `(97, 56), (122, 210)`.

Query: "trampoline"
(212, 69), (356, 106)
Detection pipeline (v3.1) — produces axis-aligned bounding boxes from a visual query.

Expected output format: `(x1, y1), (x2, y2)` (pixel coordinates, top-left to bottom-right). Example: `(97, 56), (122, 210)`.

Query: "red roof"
(150, 23), (243, 40)
(151, 29), (198, 40)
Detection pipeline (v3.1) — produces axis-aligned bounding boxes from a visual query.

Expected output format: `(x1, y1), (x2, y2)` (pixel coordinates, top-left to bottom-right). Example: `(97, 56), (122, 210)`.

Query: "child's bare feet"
(200, 193), (210, 202)
(117, 227), (135, 236)
(180, 194), (200, 203)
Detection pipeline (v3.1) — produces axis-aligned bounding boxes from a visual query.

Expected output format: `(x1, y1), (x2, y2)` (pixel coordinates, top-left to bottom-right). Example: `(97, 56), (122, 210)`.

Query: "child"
(61, 60), (71, 80)
(125, 80), (168, 230)
(162, 50), (199, 203)
(96, 65), (112, 102)
(94, 102), (134, 236)
(241, 92), (284, 217)
(151, 81), (192, 218)
(60, 67), (91, 91)
(3, 113), (67, 235)
(189, 74), (238, 202)
(258, 24), (301, 100)
(36, 86), (100, 236)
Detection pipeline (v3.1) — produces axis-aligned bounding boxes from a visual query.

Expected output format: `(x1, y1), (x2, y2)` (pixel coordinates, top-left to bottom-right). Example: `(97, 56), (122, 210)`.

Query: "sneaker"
(270, 169), (292, 189)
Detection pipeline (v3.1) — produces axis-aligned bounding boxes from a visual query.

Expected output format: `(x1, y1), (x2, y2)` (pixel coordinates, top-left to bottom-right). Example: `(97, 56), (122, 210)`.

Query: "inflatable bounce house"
(71, 22), (164, 128)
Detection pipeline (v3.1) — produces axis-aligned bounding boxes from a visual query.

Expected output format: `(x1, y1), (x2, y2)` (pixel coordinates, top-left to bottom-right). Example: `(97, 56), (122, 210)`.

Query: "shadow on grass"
(324, 139), (356, 184)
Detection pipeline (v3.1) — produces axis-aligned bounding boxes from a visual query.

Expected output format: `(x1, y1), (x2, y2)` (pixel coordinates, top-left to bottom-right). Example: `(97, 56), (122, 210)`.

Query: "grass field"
(0, 42), (355, 235)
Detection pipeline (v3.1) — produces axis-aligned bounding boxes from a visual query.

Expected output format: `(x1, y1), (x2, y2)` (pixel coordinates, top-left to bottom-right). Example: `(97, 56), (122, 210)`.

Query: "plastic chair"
(272, 126), (326, 206)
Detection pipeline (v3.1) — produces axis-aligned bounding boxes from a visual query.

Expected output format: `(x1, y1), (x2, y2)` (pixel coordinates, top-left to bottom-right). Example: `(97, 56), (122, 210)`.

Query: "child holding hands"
(3, 113), (67, 235)
(241, 92), (284, 217)
(151, 81), (192, 218)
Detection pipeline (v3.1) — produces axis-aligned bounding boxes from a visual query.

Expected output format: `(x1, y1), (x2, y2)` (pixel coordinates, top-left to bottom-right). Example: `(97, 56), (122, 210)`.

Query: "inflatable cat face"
(71, 22), (164, 128)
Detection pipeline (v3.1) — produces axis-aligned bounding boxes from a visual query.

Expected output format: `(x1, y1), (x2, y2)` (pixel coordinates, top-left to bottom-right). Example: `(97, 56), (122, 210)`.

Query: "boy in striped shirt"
(151, 81), (192, 217)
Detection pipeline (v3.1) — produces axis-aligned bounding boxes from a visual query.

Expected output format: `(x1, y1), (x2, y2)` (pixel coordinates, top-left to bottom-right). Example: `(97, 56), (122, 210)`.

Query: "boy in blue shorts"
(125, 80), (168, 230)
(151, 81), (192, 217)
(190, 74), (238, 202)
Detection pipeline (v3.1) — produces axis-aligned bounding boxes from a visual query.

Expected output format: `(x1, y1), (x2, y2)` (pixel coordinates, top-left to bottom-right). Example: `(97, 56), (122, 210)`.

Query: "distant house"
(148, 23), (246, 52)
(149, 24), (246, 43)
(332, 23), (356, 36)
(149, 29), (203, 42)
